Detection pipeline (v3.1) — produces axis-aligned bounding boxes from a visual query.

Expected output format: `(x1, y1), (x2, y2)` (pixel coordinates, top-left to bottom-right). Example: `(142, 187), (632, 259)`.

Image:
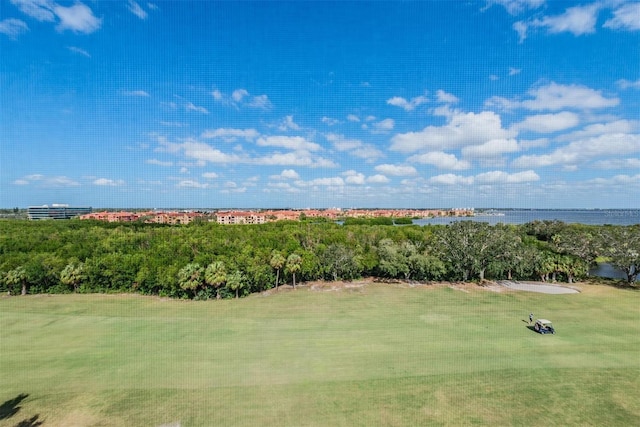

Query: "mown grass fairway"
(1, 283), (639, 426)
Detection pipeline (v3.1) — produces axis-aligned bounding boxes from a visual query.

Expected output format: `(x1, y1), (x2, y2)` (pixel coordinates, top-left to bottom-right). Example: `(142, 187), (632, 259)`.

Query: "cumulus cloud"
(372, 118), (395, 133)
(271, 169), (300, 180)
(604, 3), (640, 31)
(177, 180), (209, 189)
(342, 170), (366, 185)
(511, 111), (580, 133)
(201, 128), (259, 142)
(555, 119), (637, 142)
(435, 90), (459, 104)
(487, 82), (619, 111)
(0, 18), (29, 38)
(387, 95), (428, 111)
(592, 158), (640, 169)
(408, 151), (471, 170)
(616, 79), (640, 90)
(54, 2), (102, 33)
(462, 138), (520, 158)
(279, 115), (302, 131)
(429, 170), (539, 185)
(487, 0), (545, 15)
(512, 133), (640, 168)
(123, 90), (149, 97)
(325, 133), (384, 162)
(391, 110), (513, 153)
(367, 174), (390, 184)
(374, 164), (418, 176)
(213, 88), (272, 110)
(346, 114), (360, 122)
(514, 3), (600, 42)
(257, 136), (321, 152)
(321, 116), (340, 126)
(202, 172), (219, 179)
(509, 67), (522, 76)
(93, 178), (125, 186)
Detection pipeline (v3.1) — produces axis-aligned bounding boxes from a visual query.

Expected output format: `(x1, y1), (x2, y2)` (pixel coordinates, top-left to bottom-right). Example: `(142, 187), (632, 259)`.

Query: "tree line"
(0, 219), (638, 298)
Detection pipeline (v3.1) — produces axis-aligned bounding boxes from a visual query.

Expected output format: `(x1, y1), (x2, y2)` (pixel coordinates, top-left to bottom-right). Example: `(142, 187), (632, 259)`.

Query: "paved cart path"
(497, 281), (579, 294)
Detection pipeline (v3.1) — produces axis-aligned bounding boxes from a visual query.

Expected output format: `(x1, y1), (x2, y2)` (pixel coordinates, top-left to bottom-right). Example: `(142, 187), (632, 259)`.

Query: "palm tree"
(286, 253), (302, 289)
(60, 262), (85, 293)
(225, 270), (244, 299)
(269, 250), (286, 291)
(177, 263), (204, 298)
(205, 261), (226, 299)
(5, 266), (28, 295)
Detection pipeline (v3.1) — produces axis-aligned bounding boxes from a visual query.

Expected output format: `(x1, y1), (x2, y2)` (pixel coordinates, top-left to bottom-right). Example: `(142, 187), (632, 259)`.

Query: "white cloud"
(54, 2), (102, 33)
(408, 151), (471, 170)
(516, 3), (600, 41)
(511, 111), (580, 133)
(257, 136), (321, 152)
(372, 118), (395, 133)
(554, 119), (637, 143)
(185, 102), (209, 114)
(232, 89), (249, 102)
(604, 3), (640, 31)
(488, 82), (620, 111)
(462, 138), (520, 158)
(343, 170), (366, 185)
(211, 89), (223, 101)
(280, 115), (301, 131)
(180, 139), (242, 164)
(146, 159), (173, 167)
(435, 90), (459, 104)
(248, 94), (272, 110)
(429, 174), (475, 186)
(512, 133), (640, 168)
(522, 83), (619, 110)
(616, 79), (640, 90)
(487, 0), (545, 15)
(586, 174), (640, 186)
(325, 133), (384, 161)
(429, 170), (539, 185)
(201, 128), (259, 142)
(202, 172), (219, 179)
(321, 116), (340, 126)
(123, 90), (149, 97)
(346, 114), (360, 122)
(273, 169), (300, 180)
(127, 1), (147, 19)
(295, 177), (345, 187)
(592, 158), (640, 169)
(509, 67), (521, 76)
(475, 170), (539, 184)
(0, 18), (29, 38)
(391, 110), (513, 153)
(13, 174), (80, 187)
(67, 46), (90, 57)
(367, 174), (390, 184)
(177, 180), (209, 189)
(374, 164), (418, 176)
(387, 95), (428, 111)
(11, 0), (55, 21)
(93, 178), (125, 186)
(256, 152), (337, 168)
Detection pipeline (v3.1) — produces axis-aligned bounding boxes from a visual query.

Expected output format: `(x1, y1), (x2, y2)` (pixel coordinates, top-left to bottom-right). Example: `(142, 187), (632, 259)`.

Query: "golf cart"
(534, 319), (555, 334)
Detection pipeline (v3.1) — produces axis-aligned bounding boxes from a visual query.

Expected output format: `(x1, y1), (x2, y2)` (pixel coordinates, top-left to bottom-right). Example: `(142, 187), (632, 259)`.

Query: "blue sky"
(1, 0), (639, 209)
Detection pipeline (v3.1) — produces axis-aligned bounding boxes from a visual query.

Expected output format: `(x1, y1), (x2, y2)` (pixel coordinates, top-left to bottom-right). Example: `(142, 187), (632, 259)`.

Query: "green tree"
(269, 250), (286, 291)
(205, 261), (226, 299)
(599, 226), (640, 283)
(60, 262), (85, 292)
(5, 266), (28, 295)
(177, 263), (204, 298)
(286, 253), (302, 289)
(226, 270), (245, 299)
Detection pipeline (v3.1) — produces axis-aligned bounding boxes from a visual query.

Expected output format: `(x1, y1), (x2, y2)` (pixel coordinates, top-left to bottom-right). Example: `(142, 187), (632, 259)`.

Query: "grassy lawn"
(1, 283), (639, 426)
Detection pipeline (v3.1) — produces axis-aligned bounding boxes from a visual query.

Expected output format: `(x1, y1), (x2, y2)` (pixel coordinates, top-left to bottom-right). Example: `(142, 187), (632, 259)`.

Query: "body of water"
(413, 209), (640, 226)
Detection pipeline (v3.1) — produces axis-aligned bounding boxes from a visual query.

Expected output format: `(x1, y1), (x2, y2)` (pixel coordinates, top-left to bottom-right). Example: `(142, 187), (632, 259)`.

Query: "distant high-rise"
(27, 204), (92, 220)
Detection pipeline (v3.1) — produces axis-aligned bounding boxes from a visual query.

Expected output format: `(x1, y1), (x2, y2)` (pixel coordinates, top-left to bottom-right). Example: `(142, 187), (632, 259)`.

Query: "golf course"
(1, 282), (639, 426)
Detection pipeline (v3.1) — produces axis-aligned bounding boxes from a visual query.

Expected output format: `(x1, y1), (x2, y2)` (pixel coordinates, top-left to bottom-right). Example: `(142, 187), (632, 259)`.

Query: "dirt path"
(497, 280), (579, 294)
